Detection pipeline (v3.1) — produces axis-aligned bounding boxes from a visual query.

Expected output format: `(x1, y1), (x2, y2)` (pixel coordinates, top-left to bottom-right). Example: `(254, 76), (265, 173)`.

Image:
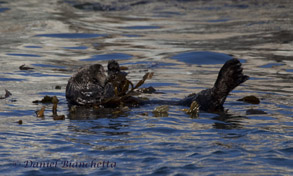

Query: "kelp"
(53, 114), (65, 120)
(237, 95), (260, 104)
(137, 86), (156, 94)
(35, 96), (65, 120)
(101, 72), (154, 107)
(0, 89), (12, 99)
(19, 64), (34, 70)
(36, 106), (45, 117)
(52, 96), (59, 116)
(133, 72), (154, 90)
(119, 66), (128, 70)
(51, 96), (65, 120)
(153, 105), (169, 117)
(33, 95), (54, 104)
(182, 101), (199, 118)
(17, 120), (23, 125)
(139, 112), (149, 116)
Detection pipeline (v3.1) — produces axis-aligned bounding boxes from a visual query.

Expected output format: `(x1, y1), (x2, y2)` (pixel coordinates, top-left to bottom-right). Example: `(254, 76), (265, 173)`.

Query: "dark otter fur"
(179, 59), (249, 112)
(66, 60), (127, 105)
(66, 59), (249, 112)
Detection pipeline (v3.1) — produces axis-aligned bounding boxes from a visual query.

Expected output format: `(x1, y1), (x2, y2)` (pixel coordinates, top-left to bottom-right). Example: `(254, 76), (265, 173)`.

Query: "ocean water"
(0, 0), (292, 175)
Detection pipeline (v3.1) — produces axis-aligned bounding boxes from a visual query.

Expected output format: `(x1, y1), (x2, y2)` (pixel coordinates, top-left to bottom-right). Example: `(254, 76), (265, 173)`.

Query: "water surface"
(0, 0), (292, 175)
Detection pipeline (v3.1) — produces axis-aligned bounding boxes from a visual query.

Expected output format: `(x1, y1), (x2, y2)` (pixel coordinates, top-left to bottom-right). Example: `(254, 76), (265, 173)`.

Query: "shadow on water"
(212, 113), (246, 130)
(67, 106), (129, 120)
(170, 51), (246, 65)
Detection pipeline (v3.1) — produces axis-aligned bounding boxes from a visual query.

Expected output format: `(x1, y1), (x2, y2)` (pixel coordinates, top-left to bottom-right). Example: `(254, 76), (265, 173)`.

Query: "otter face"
(107, 60), (120, 76)
(88, 64), (107, 86)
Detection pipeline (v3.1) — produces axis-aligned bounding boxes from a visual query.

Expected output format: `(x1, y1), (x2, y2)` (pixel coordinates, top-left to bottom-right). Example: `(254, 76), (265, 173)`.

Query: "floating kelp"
(51, 96), (65, 120)
(137, 86), (156, 94)
(36, 106), (45, 117)
(19, 64), (34, 70)
(153, 105), (169, 117)
(237, 95), (260, 104)
(17, 120), (23, 125)
(55, 85), (61, 89)
(0, 89), (12, 99)
(33, 95), (54, 103)
(139, 112), (149, 116)
(120, 66), (128, 70)
(181, 101), (199, 118)
(52, 96), (58, 116)
(100, 72), (154, 107)
(35, 96), (65, 120)
(112, 106), (130, 115)
(133, 72), (154, 90)
(53, 115), (65, 120)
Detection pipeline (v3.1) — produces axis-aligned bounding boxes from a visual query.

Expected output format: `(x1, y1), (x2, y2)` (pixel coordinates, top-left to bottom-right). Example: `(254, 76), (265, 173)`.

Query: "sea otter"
(66, 59), (249, 112)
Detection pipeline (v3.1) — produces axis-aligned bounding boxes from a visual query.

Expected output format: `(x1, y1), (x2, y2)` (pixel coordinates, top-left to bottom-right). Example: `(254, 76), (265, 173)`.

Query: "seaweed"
(17, 120), (23, 125)
(120, 66), (128, 70)
(36, 106), (45, 117)
(153, 105), (169, 117)
(35, 96), (65, 120)
(52, 96), (58, 116)
(19, 64), (34, 70)
(0, 89), (12, 99)
(33, 96), (54, 104)
(133, 72), (154, 90)
(53, 115), (65, 120)
(182, 101), (199, 118)
(101, 72), (154, 107)
(51, 96), (65, 120)
(137, 86), (156, 94)
(237, 95), (260, 104)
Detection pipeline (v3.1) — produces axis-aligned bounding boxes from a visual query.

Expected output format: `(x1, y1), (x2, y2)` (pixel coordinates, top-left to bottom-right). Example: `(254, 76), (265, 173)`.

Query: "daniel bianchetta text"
(13, 160), (116, 168)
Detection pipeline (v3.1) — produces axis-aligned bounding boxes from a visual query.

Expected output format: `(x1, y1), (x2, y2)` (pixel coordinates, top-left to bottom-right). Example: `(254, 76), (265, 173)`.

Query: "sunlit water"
(0, 0), (292, 175)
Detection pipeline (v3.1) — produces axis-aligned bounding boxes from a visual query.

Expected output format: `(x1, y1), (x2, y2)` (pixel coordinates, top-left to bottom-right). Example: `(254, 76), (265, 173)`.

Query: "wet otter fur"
(66, 61), (127, 106)
(66, 59), (249, 113)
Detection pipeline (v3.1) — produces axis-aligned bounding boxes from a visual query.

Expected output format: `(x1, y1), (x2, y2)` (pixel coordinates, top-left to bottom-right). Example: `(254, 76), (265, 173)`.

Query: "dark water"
(0, 0), (292, 175)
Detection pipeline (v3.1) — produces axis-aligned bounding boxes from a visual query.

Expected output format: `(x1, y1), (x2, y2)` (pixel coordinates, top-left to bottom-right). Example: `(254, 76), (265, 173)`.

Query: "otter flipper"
(180, 58), (249, 112)
(212, 58), (249, 107)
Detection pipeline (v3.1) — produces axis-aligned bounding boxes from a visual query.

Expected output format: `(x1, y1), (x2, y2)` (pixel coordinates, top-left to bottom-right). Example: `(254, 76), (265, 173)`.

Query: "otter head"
(107, 60), (120, 77)
(88, 64), (107, 86)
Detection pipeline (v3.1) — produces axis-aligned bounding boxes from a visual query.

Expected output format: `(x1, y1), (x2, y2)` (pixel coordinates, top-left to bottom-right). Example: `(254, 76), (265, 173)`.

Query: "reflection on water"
(81, 53), (133, 61)
(63, 46), (88, 50)
(123, 26), (161, 30)
(0, 0), (293, 175)
(171, 51), (234, 65)
(6, 53), (41, 57)
(35, 33), (106, 39)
